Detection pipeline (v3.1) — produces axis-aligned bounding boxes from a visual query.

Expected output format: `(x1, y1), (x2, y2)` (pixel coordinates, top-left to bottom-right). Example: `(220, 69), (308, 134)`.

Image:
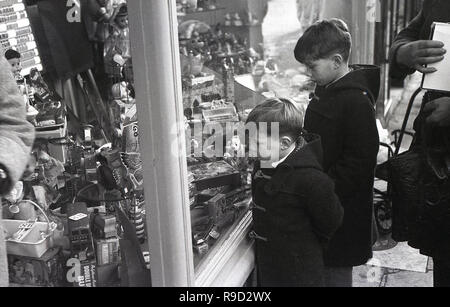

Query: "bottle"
(222, 58), (235, 103)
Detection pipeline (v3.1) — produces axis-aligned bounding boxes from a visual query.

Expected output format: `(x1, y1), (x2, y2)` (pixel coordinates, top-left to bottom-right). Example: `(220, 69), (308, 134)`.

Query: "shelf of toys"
(0, 0), (42, 75)
(1, 0), (151, 287)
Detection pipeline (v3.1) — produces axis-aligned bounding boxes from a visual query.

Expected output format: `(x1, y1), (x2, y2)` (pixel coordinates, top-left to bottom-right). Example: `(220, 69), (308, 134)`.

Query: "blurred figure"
(389, 0), (450, 287)
(296, 0), (324, 31)
(0, 55), (36, 287)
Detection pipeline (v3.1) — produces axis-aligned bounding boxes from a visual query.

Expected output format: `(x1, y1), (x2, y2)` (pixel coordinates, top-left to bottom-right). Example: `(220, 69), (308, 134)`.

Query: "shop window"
(1, 0), (151, 287)
(177, 0), (315, 273)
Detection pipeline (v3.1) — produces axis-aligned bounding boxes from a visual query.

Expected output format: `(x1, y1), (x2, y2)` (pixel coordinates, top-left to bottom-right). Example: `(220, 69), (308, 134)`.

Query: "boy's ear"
(280, 136), (293, 151)
(332, 54), (344, 68)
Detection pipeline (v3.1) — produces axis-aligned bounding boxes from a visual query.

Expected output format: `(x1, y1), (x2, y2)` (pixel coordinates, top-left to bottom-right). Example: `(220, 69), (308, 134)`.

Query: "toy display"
(103, 3), (131, 79)
(0, 0), (277, 286)
(178, 20), (260, 77)
(28, 68), (65, 128)
(7, 247), (64, 287)
(0, 0), (43, 75)
(177, 0), (218, 13)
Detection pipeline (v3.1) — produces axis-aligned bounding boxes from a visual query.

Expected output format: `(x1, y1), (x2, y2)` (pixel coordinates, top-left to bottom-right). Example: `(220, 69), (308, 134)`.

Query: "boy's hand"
(424, 97), (450, 127)
(396, 40), (446, 73)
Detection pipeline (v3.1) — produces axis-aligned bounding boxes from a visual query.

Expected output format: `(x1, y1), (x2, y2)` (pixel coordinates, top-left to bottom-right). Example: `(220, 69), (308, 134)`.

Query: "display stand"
(0, 0), (42, 75)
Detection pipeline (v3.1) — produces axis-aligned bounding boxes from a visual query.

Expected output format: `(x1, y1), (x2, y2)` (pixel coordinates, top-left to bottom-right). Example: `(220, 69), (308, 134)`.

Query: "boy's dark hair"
(294, 19), (352, 64)
(246, 98), (304, 138)
(4, 49), (21, 60)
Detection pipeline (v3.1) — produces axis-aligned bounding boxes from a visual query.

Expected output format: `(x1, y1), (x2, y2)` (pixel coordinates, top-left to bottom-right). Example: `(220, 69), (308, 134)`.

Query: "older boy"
(247, 97), (343, 287)
(294, 19), (380, 287)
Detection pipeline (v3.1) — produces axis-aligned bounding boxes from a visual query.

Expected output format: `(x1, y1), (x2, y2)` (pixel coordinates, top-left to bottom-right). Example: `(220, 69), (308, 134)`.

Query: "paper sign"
(422, 22), (450, 92)
(69, 213), (88, 221)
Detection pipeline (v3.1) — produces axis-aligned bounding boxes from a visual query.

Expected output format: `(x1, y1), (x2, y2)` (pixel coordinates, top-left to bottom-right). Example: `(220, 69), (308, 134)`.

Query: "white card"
(69, 213), (88, 221)
(422, 22), (450, 92)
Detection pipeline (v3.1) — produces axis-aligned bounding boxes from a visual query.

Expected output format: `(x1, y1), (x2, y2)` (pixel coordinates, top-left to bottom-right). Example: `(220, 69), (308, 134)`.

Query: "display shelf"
(221, 23), (262, 28)
(195, 208), (254, 287)
(183, 7), (226, 15)
(0, 0), (42, 76)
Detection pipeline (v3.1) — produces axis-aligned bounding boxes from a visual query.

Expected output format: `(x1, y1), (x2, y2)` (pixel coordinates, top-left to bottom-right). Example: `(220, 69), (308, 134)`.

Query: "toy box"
(8, 247), (64, 287)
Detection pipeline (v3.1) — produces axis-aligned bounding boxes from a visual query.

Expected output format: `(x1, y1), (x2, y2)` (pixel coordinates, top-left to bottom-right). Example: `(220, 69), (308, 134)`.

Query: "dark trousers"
(434, 258), (450, 287)
(324, 267), (353, 287)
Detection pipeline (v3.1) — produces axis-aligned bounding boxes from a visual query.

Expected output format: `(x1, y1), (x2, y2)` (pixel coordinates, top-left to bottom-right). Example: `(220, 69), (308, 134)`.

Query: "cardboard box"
(95, 237), (120, 266)
(8, 247), (64, 287)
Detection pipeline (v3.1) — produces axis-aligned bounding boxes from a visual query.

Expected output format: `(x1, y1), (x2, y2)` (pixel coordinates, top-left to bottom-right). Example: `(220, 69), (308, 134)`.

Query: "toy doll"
(4, 49), (38, 123)
(109, 81), (135, 138)
(233, 13), (243, 26)
(104, 4), (131, 78)
(224, 13), (232, 26)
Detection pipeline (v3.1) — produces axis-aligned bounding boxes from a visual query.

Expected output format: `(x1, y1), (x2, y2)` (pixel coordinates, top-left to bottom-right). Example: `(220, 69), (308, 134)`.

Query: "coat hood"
(316, 65), (381, 105)
(281, 133), (324, 171)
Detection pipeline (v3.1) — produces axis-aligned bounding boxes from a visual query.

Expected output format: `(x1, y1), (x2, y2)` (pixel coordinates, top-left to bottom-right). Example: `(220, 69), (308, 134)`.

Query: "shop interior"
(0, 0), (431, 287)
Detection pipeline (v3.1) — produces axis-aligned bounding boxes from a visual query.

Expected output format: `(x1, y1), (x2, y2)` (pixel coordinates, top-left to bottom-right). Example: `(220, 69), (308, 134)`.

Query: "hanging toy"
(128, 192), (146, 243)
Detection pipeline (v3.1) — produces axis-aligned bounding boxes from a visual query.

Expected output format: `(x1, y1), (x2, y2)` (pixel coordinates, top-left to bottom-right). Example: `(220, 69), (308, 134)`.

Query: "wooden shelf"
(221, 23), (262, 28)
(183, 7), (226, 15)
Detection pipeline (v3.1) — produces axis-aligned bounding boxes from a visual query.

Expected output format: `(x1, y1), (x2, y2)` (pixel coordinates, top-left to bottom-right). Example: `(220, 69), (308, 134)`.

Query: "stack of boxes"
(91, 210), (121, 287)
(0, 0), (42, 75)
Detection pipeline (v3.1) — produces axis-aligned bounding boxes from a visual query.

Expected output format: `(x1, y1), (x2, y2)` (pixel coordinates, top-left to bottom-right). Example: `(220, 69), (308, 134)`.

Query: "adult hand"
(396, 40), (446, 74)
(424, 97), (450, 127)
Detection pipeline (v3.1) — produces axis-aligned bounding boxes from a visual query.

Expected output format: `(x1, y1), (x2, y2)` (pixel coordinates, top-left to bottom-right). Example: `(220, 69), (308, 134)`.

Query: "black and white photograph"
(0, 0), (449, 292)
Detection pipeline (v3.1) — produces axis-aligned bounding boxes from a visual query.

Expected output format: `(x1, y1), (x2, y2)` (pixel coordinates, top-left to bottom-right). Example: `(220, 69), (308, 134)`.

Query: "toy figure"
(104, 4), (131, 78)
(3, 181), (37, 221)
(35, 150), (65, 189)
(29, 68), (65, 127)
(109, 82), (135, 134)
(128, 192), (146, 243)
(4, 49), (38, 123)
(265, 58), (279, 75)
(224, 13), (232, 26)
(246, 11), (259, 26)
(233, 13), (243, 26)
(11, 260), (26, 283)
(111, 81), (134, 102)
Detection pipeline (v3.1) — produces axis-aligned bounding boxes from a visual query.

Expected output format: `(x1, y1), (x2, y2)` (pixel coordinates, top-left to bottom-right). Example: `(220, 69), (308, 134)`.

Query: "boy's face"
(304, 56), (339, 86)
(8, 58), (22, 77)
(254, 129), (295, 167)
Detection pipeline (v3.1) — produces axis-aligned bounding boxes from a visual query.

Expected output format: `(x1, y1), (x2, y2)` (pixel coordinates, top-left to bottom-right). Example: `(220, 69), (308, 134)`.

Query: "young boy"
(5, 49), (22, 78)
(294, 19), (380, 287)
(246, 97), (343, 287)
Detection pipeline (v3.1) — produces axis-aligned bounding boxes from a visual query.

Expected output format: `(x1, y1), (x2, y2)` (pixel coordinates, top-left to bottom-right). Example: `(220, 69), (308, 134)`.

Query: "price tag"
(69, 213), (88, 221)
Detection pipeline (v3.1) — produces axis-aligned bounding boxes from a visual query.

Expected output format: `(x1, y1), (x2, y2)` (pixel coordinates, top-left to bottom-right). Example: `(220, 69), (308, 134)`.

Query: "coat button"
(249, 231), (268, 242)
(250, 202), (267, 212)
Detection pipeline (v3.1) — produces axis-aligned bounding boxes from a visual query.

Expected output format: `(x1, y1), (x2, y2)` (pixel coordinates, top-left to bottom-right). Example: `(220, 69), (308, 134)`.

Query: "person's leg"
(433, 258), (450, 287)
(324, 266), (353, 287)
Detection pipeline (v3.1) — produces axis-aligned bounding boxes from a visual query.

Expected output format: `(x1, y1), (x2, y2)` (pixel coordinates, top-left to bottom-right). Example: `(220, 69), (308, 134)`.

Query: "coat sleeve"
(327, 92), (379, 198)
(389, 9), (425, 80)
(305, 171), (344, 242)
(0, 56), (35, 195)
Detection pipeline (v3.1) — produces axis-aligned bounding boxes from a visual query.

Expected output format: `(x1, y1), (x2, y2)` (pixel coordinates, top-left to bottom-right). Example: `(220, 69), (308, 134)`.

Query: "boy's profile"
(246, 97), (343, 287)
